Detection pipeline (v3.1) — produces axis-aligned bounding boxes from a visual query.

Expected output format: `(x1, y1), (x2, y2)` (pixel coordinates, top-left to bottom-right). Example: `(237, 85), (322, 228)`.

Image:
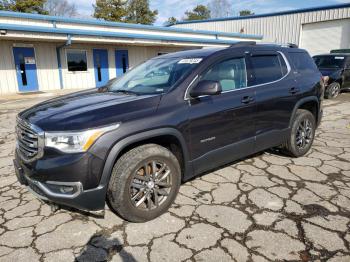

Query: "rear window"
(313, 55), (346, 69)
(250, 54), (288, 85)
(289, 52), (318, 74)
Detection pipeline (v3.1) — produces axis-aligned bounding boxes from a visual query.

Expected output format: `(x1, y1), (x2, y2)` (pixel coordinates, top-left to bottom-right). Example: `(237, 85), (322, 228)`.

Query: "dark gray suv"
(14, 42), (324, 222)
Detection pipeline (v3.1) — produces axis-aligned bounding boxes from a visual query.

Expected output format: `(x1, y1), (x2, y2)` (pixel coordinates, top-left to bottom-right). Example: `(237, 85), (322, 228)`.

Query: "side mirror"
(190, 80), (222, 98)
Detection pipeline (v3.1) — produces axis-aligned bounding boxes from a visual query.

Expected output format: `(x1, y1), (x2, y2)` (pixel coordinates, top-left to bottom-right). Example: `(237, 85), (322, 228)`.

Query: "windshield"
(109, 57), (202, 94)
(313, 56), (345, 69)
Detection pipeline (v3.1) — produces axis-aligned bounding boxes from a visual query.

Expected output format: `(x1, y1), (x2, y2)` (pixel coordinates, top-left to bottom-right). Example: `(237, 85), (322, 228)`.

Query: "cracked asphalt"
(0, 92), (350, 262)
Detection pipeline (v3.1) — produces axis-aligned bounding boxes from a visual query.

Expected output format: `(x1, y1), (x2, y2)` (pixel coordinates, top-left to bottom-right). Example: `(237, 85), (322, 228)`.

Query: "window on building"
(201, 57), (247, 91)
(250, 54), (288, 85)
(67, 50), (87, 72)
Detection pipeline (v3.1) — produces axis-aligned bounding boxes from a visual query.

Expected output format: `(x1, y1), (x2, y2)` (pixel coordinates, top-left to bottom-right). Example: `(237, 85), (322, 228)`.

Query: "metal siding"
(0, 41), (18, 94)
(173, 7), (350, 45)
(35, 43), (60, 91)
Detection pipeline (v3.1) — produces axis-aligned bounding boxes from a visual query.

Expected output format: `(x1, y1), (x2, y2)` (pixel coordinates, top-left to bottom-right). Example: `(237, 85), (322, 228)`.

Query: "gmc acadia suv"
(14, 42), (324, 222)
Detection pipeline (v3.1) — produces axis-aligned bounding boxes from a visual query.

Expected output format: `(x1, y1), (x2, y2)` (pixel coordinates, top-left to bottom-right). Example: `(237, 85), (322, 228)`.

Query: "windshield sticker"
(335, 57), (345, 60)
(178, 58), (202, 64)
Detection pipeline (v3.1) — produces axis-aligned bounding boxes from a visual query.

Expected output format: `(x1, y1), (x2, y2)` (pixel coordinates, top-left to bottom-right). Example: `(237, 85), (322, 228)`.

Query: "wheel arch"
(289, 97), (320, 128)
(99, 128), (191, 188)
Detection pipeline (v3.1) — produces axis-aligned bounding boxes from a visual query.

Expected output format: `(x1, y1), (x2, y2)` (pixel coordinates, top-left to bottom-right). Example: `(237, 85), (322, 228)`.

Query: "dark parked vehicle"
(14, 42), (323, 222)
(313, 54), (350, 99)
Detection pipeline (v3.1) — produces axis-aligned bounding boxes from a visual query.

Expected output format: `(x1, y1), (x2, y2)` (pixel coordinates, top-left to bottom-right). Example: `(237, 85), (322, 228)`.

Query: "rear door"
(248, 50), (297, 152)
(187, 54), (256, 174)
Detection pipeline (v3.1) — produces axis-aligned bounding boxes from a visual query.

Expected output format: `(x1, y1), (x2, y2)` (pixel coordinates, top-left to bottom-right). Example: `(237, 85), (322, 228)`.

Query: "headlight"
(45, 123), (120, 153)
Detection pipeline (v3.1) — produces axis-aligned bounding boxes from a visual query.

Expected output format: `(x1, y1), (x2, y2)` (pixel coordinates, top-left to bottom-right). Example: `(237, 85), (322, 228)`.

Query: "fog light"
(59, 186), (74, 194)
(45, 182), (79, 196)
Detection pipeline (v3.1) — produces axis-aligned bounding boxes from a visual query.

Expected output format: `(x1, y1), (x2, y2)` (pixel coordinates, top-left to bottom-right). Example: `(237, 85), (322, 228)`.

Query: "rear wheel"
(107, 144), (181, 222)
(283, 109), (316, 157)
(325, 82), (341, 99)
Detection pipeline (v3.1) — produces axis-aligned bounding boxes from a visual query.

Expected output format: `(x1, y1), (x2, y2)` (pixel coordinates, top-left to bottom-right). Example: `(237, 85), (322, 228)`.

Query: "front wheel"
(325, 82), (341, 99)
(283, 109), (316, 157)
(107, 144), (181, 222)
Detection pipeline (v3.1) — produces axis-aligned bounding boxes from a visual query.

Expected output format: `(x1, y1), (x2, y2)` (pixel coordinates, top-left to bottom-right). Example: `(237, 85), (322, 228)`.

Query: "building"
(0, 11), (261, 95)
(172, 3), (350, 56)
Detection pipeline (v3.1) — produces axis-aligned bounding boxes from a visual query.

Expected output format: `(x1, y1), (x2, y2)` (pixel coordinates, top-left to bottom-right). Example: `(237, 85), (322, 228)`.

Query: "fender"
(98, 127), (192, 188)
(288, 96), (320, 128)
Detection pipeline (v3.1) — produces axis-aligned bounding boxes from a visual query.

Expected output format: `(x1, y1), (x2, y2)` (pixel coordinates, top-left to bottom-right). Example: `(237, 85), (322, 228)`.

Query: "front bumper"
(14, 155), (107, 211)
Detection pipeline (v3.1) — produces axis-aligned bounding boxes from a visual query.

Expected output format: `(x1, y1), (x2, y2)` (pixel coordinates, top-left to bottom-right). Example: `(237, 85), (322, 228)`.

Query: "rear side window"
(289, 52), (318, 74)
(250, 54), (288, 85)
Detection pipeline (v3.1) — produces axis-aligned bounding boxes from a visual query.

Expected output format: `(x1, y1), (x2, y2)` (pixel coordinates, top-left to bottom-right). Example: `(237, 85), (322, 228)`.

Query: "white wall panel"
(301, 19), (350, 55)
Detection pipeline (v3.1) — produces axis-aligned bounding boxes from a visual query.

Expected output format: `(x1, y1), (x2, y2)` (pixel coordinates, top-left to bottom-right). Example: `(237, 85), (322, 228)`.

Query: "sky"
(69, 0), (350, 25)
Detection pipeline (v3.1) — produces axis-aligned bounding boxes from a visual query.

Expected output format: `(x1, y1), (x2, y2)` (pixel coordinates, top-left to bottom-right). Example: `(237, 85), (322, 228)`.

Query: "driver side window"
(201, 57), (247, 92)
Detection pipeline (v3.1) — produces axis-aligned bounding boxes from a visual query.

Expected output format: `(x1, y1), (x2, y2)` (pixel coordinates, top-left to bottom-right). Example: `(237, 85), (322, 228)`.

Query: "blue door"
(13, 47), (39, 92)
(115, 50), (129, 77)
(93, 49), (110, 88)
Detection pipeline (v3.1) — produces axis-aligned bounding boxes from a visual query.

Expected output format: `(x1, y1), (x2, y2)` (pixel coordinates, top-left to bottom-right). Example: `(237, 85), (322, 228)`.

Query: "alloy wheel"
(129, 160), (172, 210)
(331, 83), (340, 98)
(296, 119), (313, 149)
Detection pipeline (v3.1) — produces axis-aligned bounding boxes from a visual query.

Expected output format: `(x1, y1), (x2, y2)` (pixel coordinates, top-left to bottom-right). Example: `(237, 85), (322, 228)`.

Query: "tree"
(239, 10), (254, 16)
(208, 0), (232, 18)
(125, 0), (157, 25)
(93, 0), (128, 22)
(0, 0), (10, 10)
(164, 16), (177, 26)
(184, 5), (211, 21)
(45, 0), (77, 17)
(0, 0), (48, 14)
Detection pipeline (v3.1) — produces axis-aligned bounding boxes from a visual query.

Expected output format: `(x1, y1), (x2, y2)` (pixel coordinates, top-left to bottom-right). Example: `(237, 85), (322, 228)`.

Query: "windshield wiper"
(112, 89), (138, 95)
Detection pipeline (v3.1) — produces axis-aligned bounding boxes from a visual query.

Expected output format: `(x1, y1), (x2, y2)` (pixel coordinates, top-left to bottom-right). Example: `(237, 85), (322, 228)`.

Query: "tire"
(325, 82), (341, 99)
(107, 144), (181, 222)
(283, 109), (316, 157)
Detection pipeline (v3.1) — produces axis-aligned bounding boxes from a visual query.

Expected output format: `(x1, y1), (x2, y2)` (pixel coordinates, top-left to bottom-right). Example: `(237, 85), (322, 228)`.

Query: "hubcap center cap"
(147, 181), (155, 189)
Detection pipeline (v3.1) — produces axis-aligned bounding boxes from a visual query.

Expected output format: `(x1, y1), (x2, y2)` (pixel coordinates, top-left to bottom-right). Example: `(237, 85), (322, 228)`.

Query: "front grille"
(16, 117), (44, 162)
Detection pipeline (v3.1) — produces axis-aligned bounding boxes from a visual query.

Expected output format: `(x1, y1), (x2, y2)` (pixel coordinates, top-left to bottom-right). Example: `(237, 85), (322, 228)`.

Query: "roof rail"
(229, 41), (256, 47)
(281, 43), (299, 48)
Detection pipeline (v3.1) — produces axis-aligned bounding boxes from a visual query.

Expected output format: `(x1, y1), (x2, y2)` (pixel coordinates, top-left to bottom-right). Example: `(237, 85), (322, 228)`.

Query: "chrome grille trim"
(16, 116), (44, 163)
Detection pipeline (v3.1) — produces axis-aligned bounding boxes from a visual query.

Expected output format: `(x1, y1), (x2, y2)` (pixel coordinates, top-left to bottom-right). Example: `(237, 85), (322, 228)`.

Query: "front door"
(188, 55), (256, 175)
(93, 49), (110, 88)
(13, 47), (39, 92)
(115, 50), (129, 77)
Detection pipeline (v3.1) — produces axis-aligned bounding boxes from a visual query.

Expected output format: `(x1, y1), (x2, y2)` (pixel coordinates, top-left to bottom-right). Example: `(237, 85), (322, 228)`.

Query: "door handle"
(289, 87), (300, 94)
(241, 96), (255, 104)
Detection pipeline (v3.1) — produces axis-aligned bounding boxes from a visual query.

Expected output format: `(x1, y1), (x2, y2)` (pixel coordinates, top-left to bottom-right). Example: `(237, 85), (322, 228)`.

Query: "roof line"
(0, 23), (247, 45)
(0, 10), (262, 40)
(172, 3), (350, 25)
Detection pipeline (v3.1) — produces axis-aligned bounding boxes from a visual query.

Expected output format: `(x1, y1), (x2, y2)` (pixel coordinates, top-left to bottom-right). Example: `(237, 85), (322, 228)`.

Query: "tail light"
(322, 76), (329, 86)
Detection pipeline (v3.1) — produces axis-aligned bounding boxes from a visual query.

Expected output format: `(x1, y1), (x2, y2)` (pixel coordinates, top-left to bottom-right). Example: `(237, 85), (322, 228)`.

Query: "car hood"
(319, 68), (342, 78)
(19, 89), (162, 131)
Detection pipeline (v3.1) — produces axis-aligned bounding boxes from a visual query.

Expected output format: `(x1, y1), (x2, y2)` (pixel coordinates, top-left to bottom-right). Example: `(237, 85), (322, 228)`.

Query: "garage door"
(300, 19), (350, 56)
